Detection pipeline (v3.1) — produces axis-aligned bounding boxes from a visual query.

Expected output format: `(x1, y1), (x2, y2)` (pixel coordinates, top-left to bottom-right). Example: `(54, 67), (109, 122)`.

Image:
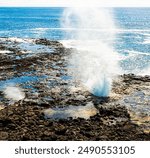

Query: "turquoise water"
(0, 75), (47, 89)
(0, 7), (63, 39)
(0, 7), (150, 74)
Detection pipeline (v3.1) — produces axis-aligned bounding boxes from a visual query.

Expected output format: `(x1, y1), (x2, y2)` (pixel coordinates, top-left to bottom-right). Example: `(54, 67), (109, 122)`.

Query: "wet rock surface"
(0, 38), (149, 140)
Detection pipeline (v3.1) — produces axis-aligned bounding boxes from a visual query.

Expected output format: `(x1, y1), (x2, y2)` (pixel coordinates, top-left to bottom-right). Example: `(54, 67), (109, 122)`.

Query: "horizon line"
(0, 6), (150, 8)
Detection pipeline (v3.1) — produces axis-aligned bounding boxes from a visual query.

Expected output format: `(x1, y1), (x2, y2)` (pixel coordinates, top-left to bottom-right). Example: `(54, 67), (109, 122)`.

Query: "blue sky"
(0, 0), (150, 7)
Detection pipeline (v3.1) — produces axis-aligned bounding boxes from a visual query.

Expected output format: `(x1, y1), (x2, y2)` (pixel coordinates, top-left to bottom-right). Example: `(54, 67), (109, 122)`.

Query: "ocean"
(0, 7), (150, 75)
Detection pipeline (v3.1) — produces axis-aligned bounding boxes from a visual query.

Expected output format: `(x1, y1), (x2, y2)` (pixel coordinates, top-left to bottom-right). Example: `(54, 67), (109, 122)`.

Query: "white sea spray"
(3, 86), (25, 102)
(61, 8), (120, 96)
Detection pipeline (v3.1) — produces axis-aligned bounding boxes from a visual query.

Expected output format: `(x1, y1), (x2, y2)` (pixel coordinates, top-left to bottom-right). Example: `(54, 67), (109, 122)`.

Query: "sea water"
(0, 7), (149, 75)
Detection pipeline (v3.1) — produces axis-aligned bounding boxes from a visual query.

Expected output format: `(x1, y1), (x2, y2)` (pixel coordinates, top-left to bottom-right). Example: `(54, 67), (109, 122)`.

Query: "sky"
(0, 0), (150, 7)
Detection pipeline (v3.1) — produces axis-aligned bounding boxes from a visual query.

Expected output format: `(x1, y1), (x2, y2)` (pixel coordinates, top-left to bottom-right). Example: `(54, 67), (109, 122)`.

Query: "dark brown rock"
(0, 38), (149, 141)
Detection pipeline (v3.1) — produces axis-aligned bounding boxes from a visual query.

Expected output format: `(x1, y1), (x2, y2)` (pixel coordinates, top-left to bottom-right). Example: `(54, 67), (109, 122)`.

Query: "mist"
(3, 86), (25, 102)
(62, 8), (120, 96)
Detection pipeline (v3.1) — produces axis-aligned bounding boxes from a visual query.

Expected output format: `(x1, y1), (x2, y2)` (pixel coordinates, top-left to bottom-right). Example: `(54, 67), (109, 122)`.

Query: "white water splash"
(3, 86), (25, 102)
(62, 8), (120, 96)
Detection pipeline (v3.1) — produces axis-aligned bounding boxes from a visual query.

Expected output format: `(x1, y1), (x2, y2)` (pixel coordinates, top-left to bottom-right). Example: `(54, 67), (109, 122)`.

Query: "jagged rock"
(0, 38), (149, 140)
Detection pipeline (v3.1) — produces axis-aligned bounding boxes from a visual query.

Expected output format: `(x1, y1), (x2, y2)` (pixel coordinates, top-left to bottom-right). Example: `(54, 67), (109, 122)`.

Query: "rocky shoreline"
(0, 38), (149, 140)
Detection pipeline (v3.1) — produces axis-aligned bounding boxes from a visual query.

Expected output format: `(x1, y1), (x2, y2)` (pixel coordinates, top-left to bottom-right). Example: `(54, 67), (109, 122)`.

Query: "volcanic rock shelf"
(0, 38), (149, 140)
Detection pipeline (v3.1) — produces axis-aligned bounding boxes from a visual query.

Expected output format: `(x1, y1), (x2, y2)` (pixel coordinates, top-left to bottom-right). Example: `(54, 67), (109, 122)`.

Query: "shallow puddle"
(0, 76), (40, 88)
(0, 75), (48, 97)
(18, 42), (54, 54)
(61, 75), (72, 81)
(120, 90), (150, 133)
(44, 102), (98, 120)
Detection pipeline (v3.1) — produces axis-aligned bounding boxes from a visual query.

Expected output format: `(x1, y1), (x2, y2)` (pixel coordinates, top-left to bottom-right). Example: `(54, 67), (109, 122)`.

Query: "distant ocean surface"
(0, 7), (64, 39)
(0, 7), (150, 74)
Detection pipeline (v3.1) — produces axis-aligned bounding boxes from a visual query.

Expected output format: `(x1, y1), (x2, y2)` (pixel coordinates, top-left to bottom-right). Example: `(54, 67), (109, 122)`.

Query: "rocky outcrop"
(0, 38), (149, 140)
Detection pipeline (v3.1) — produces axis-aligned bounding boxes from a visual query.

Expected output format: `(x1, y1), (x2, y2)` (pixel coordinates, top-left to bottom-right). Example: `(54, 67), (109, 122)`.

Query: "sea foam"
(3, 86), (25, 102)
